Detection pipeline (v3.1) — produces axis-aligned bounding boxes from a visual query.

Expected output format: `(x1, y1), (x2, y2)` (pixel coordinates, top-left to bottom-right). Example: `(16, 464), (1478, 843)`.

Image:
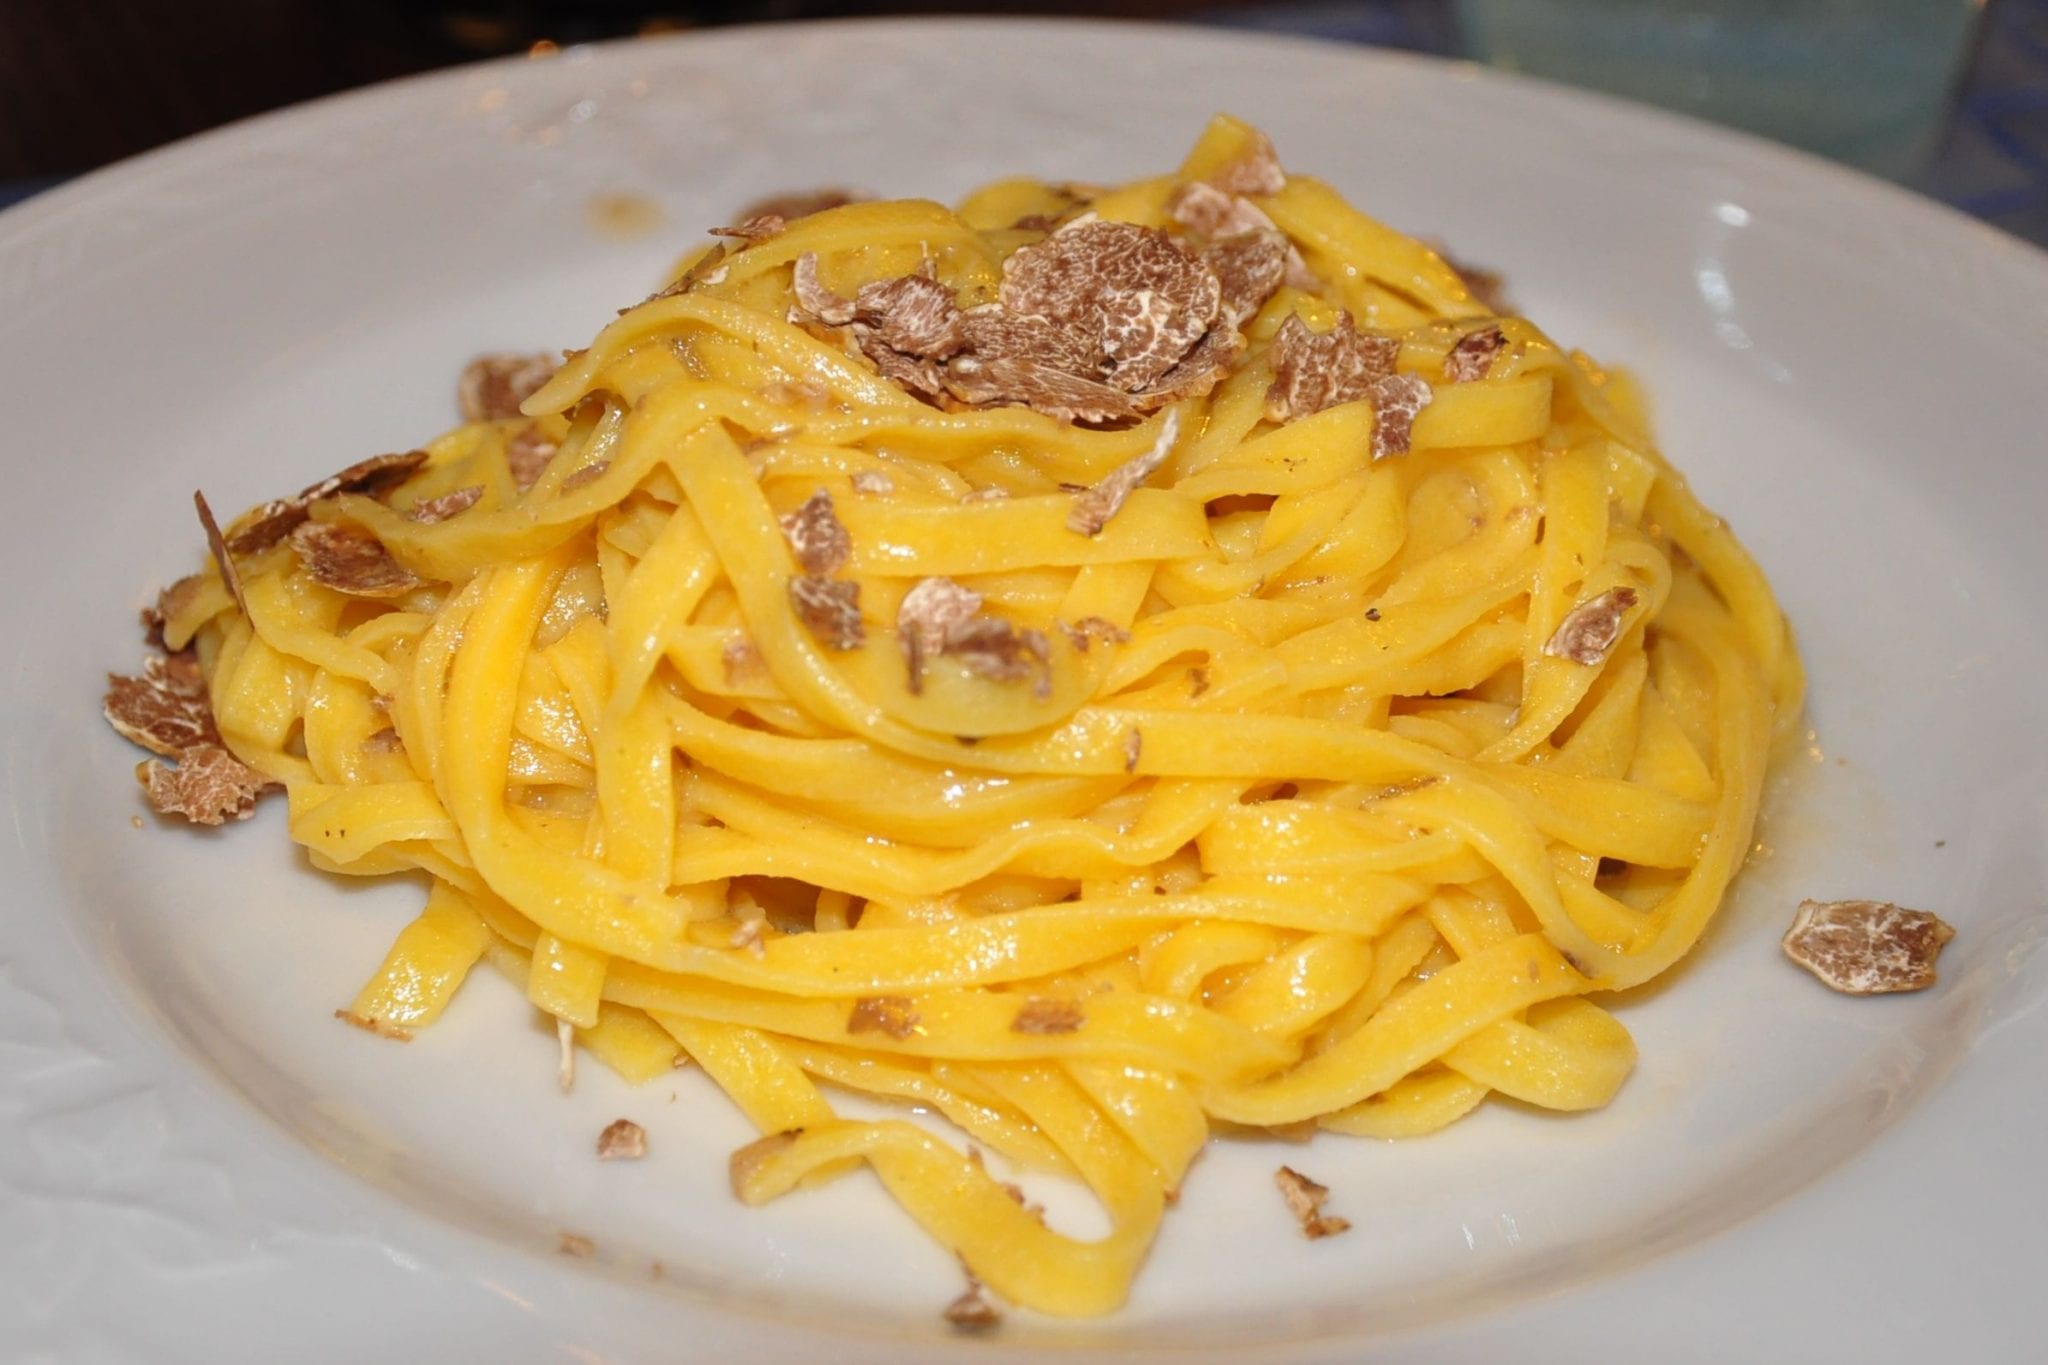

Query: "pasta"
(128, 115), (1802, 1319)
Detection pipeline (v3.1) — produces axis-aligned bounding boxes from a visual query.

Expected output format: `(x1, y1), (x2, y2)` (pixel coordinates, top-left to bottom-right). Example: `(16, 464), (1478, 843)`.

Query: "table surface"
(3, 0), (2045, 248)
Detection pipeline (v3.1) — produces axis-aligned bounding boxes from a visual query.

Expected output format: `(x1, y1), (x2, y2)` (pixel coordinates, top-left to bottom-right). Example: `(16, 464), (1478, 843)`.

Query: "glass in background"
(1453, 0), (1987, 179)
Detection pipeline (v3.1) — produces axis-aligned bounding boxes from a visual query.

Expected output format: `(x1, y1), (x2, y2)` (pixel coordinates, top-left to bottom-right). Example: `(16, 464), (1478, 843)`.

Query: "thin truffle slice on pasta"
(122, 114), (1801, 1320)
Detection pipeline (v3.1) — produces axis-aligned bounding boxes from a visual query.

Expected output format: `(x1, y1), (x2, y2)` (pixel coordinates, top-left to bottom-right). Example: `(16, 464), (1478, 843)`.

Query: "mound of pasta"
(110, 116), (1802, 1319)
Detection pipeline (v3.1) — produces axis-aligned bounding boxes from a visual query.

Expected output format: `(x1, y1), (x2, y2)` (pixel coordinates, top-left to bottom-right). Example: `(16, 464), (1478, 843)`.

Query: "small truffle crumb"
(708, 212), (785, 242)
(847, 995), (921, 1039)
(942, 617), (1052, 700)
(1063, 616), (1131, 652)
(779, 488), (853, 575)
(944, 1277), (1002, 1333)
(1187, 664), (1211, 697)
(460, 353), (557, 423)
(597, 1118), (647, 1160)
(721, 634), (761, 684)
(1783, 899), (1956, 995)
(1274, 1165), (1351, 1240)
(851, 468), (896, 496)
(1123, 727), (1143, 775)
(507, 426), (559, 489)
(560, 460), (610, 493)
(1543, 587), (1639, 666)
(333, 1008), (414, 1042)
(789, 575), (864, 650)
(1445, 325), (1506, 383)
(1010, 998), (1085, 1034)
(557, 1232), (596, 1258)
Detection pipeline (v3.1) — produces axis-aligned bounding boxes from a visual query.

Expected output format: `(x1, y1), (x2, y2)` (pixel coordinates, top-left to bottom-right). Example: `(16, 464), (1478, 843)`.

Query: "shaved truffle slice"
(1543, 587), (1639, 666)
(999, 219), (1221, 391)
(780, 489), (852, 575)
(1010, 997), (1084, 1034)
(1063, 616), (1130, 651)
(897, 575), (984, 693)
(1274, 1166), (1351, 1240)
(1263, 313), (1402, 423)
(223, 451), (431, 556)
(1446, 325), (1506, 383)
(853, 272), (964, 358)
(791, 252), (855, 326)
(290, 522), (420, 598)
(459, 353), (557, 423)
(1204, 232), (1289, 329)
(136, 744), (271, 825)
(1208, 128), (1287, 197)
(943, 354), (1139, 425)
(410, 485), (483, 523)
(853, 329), (949, 400)
(1168, 182), (1318, 293)
(192, 491), (246, 616)
(142, 575), (205, 649)
(789, 575), (863, 649)
(596, 1118), (647, 1160)
(507, 426), (559, 490)
(1068, 410), (1181, 536)
(104, 658), (219, 758)
(1368, 373), (1433, 459)
(847, 995), (920, 1039)
(1783, 899), (1956, 995)
(734, 187), (865, 223)
(943, 618), (1052, 699)
(1138, 324), (1247, 408)
(708, 213), (785, 241)
(956, 306), (1099, 376)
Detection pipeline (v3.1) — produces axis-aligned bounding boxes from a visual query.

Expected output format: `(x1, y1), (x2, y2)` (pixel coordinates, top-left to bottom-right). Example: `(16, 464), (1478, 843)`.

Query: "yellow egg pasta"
(135, 116), (1801, 1318)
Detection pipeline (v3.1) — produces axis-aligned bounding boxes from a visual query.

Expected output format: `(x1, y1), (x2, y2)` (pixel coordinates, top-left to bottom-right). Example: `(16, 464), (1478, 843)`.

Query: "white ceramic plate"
(5, 19), (2045, 1362)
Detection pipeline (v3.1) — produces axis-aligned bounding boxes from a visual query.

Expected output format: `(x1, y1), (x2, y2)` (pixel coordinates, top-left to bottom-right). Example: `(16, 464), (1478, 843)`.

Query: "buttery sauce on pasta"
(142, 116), (1802, 1318)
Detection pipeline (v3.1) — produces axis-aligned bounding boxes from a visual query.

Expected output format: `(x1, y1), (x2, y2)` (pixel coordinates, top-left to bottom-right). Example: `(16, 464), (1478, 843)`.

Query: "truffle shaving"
(104, 658), (217, 759)
(942, 354), (1138, 425)
(459, 353), (557, 423)
(944, 1277), (1002, 1333)
(1367, 373), (1434, 459)
(1274, 1165), (1351, 1240)
(1263, 313), (1401, 423)
(853, 272), (964, 357)
(136, 744), (272, 825)
(708, 213), (785, 241)
(507, 426), (559, 490)
(1063, 616), (1130, 651)
(791, 252), (855, 326)
(1783, 899), (1956, 995)
(1446, 325), (1506, 383)
(1068, 410), (1181, 536)
(222, 450), (431, 555)
(410, 485), (483, 523)
(1010, 998), (1085, 1034)
(999, 219), (1220, 391)
(1543, 587), (1639, 666)
(729, 1129), (801, 1198)
(896, 575), (984, 692)
(192, 491), (246, 615)
(1203, 232), (1289, 328)
(847, 995), (921, 1039)
(789, 575), (864, 650)
(290, 522), (421, 598)
(596, 1118), (648, 1160)
(780, 489), (853, 575)
(943, 617), (1052, 700)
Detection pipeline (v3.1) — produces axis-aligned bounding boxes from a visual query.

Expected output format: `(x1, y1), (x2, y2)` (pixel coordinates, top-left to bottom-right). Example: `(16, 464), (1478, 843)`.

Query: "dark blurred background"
(4, 0), (2046, 243)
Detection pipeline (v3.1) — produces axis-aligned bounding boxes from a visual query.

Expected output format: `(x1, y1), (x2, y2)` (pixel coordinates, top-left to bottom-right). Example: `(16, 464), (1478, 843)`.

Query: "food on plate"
(106, 115), (1804, 1318)
(1782, 898), (1955, 994)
